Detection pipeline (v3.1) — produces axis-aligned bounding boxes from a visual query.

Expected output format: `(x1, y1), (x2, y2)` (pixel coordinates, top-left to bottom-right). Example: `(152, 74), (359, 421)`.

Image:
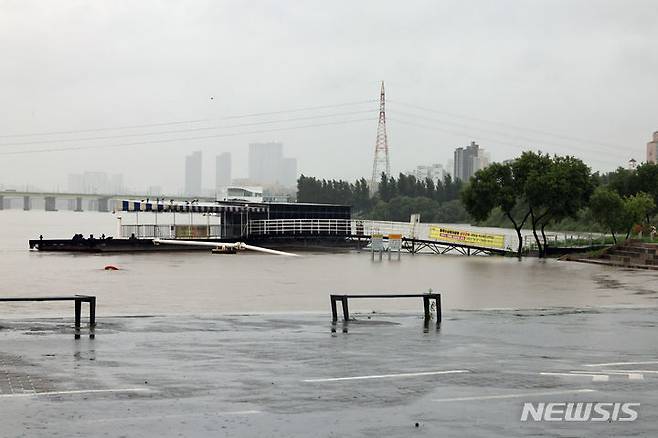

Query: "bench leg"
(331, 297), (338, 322)
(436, 297), (442, 324)
(423, 297), (430, 319)
(342, 297), (349, 321)
(74, 299), (81, 339)
(89, 297), (96, 339)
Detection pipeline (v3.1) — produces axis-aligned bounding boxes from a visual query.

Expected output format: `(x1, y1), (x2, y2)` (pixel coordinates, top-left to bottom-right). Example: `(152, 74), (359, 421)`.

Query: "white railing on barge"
(247, 219), (352, 236)
(121, 224), (222, 239)
(246, 219), (420, 239)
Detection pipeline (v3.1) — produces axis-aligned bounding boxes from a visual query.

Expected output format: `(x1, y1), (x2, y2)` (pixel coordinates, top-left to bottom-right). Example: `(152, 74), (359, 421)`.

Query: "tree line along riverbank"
(297, 151), (658, 257)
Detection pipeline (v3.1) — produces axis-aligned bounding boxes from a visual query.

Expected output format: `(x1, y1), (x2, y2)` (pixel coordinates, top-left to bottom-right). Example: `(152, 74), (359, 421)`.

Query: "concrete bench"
(0, 295), (96, 339)
(330, 293), (441, 323)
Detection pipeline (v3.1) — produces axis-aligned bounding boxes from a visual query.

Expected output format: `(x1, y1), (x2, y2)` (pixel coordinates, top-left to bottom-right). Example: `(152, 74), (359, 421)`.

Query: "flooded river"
(1, 210), (657, 316)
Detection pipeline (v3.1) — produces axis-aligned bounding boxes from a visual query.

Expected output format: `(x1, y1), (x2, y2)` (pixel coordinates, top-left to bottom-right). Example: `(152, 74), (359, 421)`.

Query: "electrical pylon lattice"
(370, 81), (390, 193)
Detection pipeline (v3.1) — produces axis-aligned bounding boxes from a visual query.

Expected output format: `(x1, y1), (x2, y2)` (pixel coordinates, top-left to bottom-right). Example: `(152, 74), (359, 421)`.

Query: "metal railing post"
(74, 299), (81, 339)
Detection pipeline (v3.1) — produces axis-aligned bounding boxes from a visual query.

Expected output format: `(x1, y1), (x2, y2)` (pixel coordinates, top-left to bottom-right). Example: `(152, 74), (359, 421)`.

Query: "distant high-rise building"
(147, 186), (162, 196)
(68, 172), (122, 194)
(409, 163), (447, 183)
(216, 152), (232, 190)
(109, 174), (124, 193)
(248, 142), (297, 187)
(249, 142), (283, 184)
(185, 151), (202, 195)
(646, 131), (658, 164)
(453, 141), (488, 181)
(82, 172), (110, 194)
(280, 158), (298, 187)
(84, 172), (107, 193)
(67, 174), (83, 193)
(67, 172), (125, 195)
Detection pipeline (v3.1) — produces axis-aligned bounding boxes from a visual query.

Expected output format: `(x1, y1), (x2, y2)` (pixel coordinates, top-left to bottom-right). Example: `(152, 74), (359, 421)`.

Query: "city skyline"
(248, 142), (298, 188)
(2, 130), (651, 195)
(1, 1), (657, 192)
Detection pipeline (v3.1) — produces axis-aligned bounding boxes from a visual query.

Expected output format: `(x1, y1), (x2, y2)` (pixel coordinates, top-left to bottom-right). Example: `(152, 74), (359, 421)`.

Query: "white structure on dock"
(217, 186), (263, 203)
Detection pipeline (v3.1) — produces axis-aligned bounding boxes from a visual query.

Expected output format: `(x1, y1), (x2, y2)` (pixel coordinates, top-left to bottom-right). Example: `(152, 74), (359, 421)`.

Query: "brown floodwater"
(1, 210), (657, 317)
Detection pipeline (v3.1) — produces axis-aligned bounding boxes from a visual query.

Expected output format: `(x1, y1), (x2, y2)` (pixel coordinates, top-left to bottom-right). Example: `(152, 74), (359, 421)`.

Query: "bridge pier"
(75, 197), (83, 212)
(23, 196), (31, 211)
(45, 196), (57, 211)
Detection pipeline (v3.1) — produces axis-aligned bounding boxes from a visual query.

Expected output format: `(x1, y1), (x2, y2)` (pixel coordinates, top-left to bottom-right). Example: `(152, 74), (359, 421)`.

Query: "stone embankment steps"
(564, 240), (658, 270)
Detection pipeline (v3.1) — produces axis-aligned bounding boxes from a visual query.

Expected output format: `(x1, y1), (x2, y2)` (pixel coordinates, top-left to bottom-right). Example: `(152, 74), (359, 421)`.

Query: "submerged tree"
(589, 187), (627, 244)
(463, 152), (594, 257)
(512, 152), (552, 256)
(462, 162), (530, 257)
(518, 154), (593, 256)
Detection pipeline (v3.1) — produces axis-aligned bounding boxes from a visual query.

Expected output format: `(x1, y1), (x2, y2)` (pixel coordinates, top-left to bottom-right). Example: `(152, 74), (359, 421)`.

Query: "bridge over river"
(0, 190), (215, 212)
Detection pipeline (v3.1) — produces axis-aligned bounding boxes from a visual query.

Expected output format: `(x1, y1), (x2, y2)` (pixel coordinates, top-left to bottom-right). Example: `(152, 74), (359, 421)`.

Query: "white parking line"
(571, 370), (644, 380)
(432, 389), (596, 403)
(83, 410), (262, 423)
(540, 372), (609, 382)
(0, 388), (150, 398)
(583, 360), (658, 367)
(303, 369), (469, 383)
(599, 369), (658, 374)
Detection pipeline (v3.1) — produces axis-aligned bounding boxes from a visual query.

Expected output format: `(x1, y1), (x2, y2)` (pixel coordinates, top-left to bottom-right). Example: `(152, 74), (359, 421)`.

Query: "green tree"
(378, 173), (391, 201)
(633, 164), (658, 222)
(512, 151), (552, 256)
(352, 178), (372, 213)
(589, 186), (626, 244)
(602, 163), (658, 223)
(607, 167), (639, 198)
(522, 155), (593, 256)
(382, 196), (439, 222)
(624, 192), (656, 239)
(462, 162), (530, 256)
(435, 199), (470, 223)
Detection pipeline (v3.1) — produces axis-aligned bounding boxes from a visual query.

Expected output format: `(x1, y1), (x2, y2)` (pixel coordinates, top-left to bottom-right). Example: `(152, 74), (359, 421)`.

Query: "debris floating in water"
(104, 265), (119, 271)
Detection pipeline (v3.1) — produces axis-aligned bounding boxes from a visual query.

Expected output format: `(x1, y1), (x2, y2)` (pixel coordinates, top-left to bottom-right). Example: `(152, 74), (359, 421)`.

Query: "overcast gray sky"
(1, 0), (657, 193)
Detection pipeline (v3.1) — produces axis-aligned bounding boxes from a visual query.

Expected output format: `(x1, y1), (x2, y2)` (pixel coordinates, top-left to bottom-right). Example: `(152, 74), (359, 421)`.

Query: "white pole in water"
(153, 239), (299, 257)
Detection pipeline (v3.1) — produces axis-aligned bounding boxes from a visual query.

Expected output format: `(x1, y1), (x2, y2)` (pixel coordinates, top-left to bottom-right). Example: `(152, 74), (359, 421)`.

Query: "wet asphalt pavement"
(1, 307), (657, 437)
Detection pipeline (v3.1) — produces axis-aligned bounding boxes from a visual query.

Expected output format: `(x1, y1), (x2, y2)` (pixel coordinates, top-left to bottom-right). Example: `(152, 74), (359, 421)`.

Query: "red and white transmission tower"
(370, 81), (390, 193)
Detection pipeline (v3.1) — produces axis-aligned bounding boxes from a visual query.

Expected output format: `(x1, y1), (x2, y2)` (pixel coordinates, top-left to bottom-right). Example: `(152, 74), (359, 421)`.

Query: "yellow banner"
(428, 226), (505, 249)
